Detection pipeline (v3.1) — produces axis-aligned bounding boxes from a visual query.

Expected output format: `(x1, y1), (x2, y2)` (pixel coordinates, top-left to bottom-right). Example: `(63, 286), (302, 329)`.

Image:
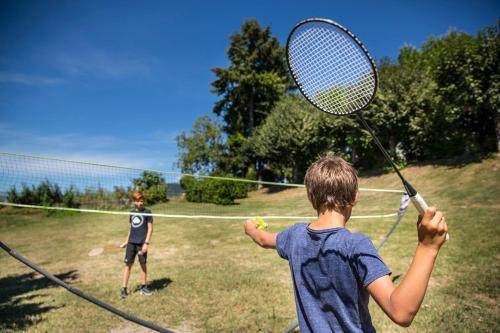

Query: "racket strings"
(292, 25), (374, 108)
(288, 22), (376, 115)
(297, 29), (372, 113)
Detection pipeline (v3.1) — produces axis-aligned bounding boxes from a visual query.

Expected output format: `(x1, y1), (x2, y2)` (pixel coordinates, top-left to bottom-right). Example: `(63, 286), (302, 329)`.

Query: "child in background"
(120, 191), (153, 298)
(244, 156), (448, 332)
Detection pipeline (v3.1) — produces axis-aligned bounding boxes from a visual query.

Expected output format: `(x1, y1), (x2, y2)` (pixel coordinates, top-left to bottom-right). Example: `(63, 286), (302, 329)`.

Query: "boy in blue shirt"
(244, 156), (448, 332)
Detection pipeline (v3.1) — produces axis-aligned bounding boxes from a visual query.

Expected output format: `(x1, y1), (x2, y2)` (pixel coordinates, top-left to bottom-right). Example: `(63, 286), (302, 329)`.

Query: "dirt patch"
(160, 246), (178, 256)
(472, 293), (498, 308)
(208, 239), (220, 247)
(173, 321), (200, 333)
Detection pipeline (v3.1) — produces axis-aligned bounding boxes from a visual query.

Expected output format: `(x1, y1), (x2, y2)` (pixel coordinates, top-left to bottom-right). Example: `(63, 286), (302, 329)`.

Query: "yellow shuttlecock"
(254, 217), (268, 230)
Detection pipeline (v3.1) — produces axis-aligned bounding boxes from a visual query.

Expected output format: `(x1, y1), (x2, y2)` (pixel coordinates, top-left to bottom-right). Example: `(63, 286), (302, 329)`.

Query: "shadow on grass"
(0, 270), (79, 330)
(261, 185), (293, 194)
(131, 277), (173, 293)
(148, 277), (173, 291)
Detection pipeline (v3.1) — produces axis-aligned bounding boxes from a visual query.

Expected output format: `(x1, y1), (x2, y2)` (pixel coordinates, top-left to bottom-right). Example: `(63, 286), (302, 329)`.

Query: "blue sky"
(0, 0), (498, 171)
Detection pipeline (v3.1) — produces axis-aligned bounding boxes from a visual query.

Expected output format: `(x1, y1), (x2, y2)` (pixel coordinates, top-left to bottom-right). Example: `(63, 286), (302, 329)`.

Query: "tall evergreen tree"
(211, 19), (292, 175)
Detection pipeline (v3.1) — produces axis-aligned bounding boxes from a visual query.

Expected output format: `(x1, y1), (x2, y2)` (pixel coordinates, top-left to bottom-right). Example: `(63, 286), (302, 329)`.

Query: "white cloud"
(0, 47), (153, 87)
(56, 49), (152, 79)
(0, 72), (64, 86)
(135, 130), (182, 148)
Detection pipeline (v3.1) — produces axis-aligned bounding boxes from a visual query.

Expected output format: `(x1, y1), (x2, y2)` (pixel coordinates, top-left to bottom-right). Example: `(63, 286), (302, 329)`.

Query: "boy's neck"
(309, 209), (349, 230)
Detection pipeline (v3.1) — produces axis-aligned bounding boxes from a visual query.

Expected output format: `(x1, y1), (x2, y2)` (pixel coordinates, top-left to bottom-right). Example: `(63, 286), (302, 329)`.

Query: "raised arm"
(367, 207), (448, 327)
(244, 219), (277, 249)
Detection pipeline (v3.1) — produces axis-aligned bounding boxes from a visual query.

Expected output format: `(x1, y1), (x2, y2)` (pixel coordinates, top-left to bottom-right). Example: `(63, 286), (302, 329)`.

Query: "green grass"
(1, 156), (499, 332)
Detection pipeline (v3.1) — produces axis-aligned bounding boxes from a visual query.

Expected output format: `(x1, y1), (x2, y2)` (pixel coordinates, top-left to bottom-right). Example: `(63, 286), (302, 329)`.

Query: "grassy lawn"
(1, 156), (499, 332)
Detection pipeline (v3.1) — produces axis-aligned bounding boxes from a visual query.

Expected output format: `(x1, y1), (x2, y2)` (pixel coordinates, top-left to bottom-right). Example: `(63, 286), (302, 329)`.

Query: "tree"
(369, 52), (442, 161)
(249, 95), (358, 182)
(211, 19), (291, 136)
(470, 22), (499, 152)
(481, 22), (500, 152)
(176, 115), (225, 174)
(211, 19), (292, 175)
(367, 23), (499, 162)
(132, 171), (168, 205)
(420, 24), (499, 156)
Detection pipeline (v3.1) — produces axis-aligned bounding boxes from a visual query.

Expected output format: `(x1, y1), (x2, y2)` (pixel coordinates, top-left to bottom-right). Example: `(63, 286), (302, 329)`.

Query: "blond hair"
(304, 156), (358, 214)
(132, 191), (144, 201)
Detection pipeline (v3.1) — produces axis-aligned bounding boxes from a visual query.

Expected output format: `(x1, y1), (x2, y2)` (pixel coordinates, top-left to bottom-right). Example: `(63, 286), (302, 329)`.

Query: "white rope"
(0, 202), (398, 220)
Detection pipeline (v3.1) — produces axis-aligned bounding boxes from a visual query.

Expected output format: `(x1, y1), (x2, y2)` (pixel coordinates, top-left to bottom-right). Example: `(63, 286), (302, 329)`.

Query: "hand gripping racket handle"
(410, 192), (449, 241)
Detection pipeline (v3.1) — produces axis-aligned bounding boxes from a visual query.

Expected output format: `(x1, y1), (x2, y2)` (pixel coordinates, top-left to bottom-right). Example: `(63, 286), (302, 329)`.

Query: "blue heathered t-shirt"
(276, 223), (391, 333)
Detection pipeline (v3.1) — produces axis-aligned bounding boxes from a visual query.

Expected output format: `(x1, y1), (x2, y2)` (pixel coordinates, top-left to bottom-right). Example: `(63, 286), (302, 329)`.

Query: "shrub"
(7, 180), (80, 208)
(62, 185), (80, 208)
(180, 175), (249, 205)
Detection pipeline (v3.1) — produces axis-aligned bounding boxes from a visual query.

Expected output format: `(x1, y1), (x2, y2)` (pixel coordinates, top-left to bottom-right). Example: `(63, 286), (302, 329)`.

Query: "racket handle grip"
(410, 192), (428, 214)
(411, 193), (450, 241)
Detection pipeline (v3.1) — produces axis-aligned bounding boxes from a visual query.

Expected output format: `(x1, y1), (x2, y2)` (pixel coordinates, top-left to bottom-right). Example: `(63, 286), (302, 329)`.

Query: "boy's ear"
(353, 191), (360, 206)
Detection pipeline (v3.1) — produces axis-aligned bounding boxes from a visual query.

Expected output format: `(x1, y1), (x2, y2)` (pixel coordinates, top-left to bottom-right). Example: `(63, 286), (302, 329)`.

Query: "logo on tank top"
(131, 215), (144, 228)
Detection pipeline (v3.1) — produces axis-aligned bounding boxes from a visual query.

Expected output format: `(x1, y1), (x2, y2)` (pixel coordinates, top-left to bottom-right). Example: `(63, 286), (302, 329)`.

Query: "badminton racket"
(286, 18), (448, 240)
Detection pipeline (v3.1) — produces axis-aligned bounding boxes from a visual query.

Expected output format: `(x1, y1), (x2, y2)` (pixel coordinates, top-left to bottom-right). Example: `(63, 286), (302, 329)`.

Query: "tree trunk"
(389, 136), (396, 158)
(351, 145), (359, 165)
(257, 161), (263, 189)
(248, 86), (255, 134)
(249, 86), (259, 186)
(495, 111), (500, 152)
(293, 165), (300, 184)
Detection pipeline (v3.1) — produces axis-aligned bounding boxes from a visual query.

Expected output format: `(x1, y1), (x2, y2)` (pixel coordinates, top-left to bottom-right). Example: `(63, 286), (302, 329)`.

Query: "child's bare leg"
(139, 262), (147, 285)
(122, 263), (133, 288)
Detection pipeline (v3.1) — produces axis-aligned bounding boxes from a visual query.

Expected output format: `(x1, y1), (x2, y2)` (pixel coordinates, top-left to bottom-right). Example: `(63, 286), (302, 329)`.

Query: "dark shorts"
(124, 243), (147, 265)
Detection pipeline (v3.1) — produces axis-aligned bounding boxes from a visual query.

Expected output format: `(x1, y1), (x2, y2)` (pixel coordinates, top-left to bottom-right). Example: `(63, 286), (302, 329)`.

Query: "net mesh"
(0, 152), (402, 220)
(287, 21), (376, 115)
